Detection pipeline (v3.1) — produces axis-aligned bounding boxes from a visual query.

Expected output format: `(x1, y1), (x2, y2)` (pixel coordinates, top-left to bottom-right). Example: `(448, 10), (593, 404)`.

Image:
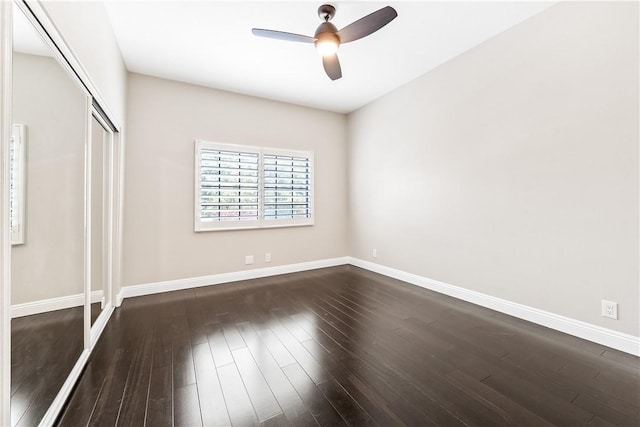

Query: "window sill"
(194, 219), (314, 232)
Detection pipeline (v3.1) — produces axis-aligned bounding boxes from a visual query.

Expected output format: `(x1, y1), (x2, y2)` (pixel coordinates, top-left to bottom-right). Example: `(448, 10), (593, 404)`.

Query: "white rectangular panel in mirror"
(10, 124), (26, 245)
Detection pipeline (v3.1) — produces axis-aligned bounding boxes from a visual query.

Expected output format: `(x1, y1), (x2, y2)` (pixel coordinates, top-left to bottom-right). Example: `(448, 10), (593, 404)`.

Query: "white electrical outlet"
(265, 253), (271, 263)
(601, 300), (618, 320)
(372, 248), (377, 258)
(245, 255), (254, 265)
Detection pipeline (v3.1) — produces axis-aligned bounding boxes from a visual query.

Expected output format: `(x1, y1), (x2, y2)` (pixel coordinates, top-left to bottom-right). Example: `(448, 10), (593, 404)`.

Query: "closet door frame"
(0, 1), (13, 425)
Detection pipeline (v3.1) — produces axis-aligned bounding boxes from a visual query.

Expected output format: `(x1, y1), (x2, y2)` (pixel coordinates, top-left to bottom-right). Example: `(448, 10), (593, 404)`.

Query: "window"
(10, 124), (26, 245)
(195, 141), (313, 231)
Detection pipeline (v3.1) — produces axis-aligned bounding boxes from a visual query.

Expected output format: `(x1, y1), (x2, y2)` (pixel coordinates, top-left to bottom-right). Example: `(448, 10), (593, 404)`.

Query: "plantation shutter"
(263, 154), (311, 220)
(10, 124), (25, 244)
(198, 147), (260, 222)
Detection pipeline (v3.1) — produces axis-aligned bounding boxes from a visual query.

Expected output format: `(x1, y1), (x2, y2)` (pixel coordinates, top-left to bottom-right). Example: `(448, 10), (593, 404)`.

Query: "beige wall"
(347, 2), (639, 335)
(12, 53), (86, 304)
(123, 73), (348, 286)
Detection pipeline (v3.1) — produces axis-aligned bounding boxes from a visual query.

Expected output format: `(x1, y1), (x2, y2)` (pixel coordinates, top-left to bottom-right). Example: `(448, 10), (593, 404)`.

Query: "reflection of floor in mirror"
(91, 302), (101, 325)
(10, 306), (84, 426)
(56, 266), (640, 426)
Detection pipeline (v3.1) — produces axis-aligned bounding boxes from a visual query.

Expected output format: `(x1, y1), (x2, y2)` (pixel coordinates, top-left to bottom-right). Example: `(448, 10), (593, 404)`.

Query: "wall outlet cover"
(601, 300), (618, 320)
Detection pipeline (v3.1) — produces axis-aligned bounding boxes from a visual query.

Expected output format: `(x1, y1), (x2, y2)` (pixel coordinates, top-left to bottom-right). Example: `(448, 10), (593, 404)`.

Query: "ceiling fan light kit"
(252, 3), (398, 81)
(315, 32), (339, 56)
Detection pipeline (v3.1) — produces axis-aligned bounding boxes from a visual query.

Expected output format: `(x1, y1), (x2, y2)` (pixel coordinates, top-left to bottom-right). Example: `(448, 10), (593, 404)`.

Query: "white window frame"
(194, 140), (314, 232)
(10, 124), (26, 245)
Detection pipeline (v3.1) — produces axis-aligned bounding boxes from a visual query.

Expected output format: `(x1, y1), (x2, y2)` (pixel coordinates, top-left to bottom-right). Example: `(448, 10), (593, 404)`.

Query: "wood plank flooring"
(11, 306), (84, 426)
(56, 266), (639, 426)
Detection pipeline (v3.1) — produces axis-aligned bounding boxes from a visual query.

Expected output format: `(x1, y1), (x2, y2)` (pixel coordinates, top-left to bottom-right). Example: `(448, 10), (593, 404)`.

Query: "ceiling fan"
(252, 4), (398, 81)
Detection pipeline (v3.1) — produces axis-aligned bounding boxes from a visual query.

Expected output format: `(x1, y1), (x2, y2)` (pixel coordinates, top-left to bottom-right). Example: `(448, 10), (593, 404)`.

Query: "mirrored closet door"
(10, 4), (88, 426)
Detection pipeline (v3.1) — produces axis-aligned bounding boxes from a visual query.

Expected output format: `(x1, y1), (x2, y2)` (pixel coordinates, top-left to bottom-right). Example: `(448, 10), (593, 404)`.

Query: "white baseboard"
(349, 258), (640, 356)
(90, 290), (103, 305)
(115, 290), (123, 308)
(11, 290), (104, 318)
(114, 256), (639, 356)
(119, 257), (351, 300)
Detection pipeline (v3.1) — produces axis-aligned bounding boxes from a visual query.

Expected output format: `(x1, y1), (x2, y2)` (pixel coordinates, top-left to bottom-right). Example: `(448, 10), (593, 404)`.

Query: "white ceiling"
(13, 6), (52, 57)
(104, 1), (553, 114)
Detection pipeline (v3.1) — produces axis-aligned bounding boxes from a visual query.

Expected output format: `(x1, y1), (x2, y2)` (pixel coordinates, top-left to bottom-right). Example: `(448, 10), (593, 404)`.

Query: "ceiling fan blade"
(251, 28), (315, 43)
(322, 53), (342, 80)
(337, 6), (398, 44)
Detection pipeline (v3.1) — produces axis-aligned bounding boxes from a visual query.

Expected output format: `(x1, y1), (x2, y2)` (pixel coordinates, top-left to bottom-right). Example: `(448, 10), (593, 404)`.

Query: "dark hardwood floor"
(56, 266), (639, 426)
(11, 306), (84, 426)
(11, 302), (104, 426)
(91, 302), (103, 325)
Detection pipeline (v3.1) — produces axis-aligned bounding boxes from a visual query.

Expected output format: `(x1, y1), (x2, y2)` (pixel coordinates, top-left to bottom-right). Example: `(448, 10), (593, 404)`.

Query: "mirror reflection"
(90, 115), (110, 326)
(10, 5), (87, 426)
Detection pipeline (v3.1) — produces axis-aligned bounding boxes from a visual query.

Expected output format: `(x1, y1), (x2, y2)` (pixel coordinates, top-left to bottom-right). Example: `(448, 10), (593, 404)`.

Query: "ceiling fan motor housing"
(314, 22), (340, 46)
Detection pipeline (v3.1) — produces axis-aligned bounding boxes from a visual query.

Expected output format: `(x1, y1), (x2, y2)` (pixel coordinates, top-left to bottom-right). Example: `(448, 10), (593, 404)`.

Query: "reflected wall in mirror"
(90, 115), (110, 326)
(10, 5), (87, 426)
